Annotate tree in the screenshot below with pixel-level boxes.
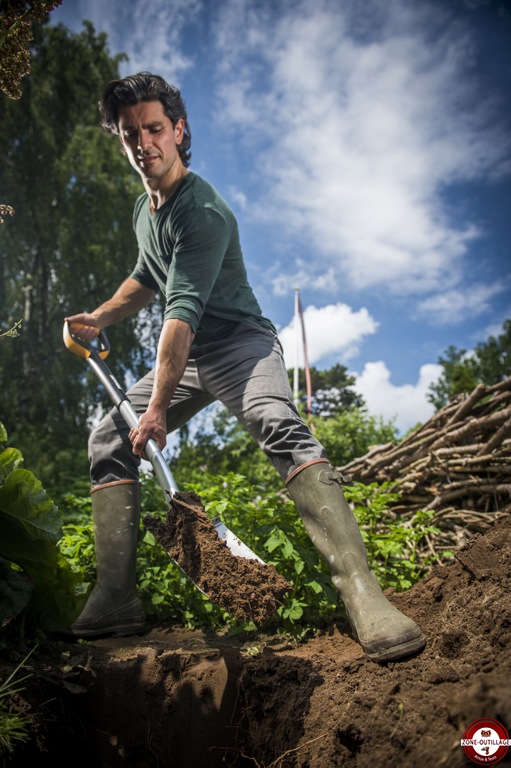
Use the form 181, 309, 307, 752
0, 21, 161, 491
290, 363, 364, 417
427, 345, 478, 411
311, 408, 397, 469
428, 319, 511, 410
1, 2, 62, 224
0, 1, 62, 99
475, 319, 511, 385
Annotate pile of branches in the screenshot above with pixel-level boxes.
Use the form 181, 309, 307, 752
340, 377, 511, 554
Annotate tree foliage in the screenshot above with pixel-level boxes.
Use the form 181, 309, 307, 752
311, 408, 397, 468
0, 21, 162, 490
428, 319, 511, 410
290, 363, 364, 416
0, 1, 62, 99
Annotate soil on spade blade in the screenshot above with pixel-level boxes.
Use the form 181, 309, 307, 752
143, 490, 292, 624
4, 515, 511, 768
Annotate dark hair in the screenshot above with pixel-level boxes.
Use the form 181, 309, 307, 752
99, 72, 192, 167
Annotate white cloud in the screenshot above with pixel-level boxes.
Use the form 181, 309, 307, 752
278, 302, 378, 368
271, 266, 340, 297
354, 361, 442, 433
417, 282, 506, 325
227, 186, 248, 211
64, 0, 202, 83
127, 0, 203, 80
212, 0, 510, 295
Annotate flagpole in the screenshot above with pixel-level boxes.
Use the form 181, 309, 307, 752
293, 287, 300, 406
293, 288, 315, 430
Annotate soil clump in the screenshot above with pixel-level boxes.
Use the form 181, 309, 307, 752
143, 490, 292, 624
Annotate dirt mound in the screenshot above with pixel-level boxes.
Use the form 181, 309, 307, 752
4, 515, 511, 767
236, 513, 511, 767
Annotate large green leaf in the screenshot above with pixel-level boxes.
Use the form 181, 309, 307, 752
0, 426, 81, 632
0, 447, 25, 484
0, 557, 33, 629
0, 468, 61, 542
0, 514, 82, 632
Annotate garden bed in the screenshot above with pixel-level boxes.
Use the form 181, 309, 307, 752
3, 514, 511, 767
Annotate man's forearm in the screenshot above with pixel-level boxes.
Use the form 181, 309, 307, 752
130, 318, 194, 454
150, 319, 195, 411
65, 278, 156, 344
91, 278, 156, 327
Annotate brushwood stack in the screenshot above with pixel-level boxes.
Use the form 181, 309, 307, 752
339, 377, 511, 555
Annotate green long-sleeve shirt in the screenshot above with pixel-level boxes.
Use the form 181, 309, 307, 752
130, 172, 275, 346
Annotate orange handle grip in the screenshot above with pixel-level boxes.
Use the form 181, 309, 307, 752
63, 321, 110, 360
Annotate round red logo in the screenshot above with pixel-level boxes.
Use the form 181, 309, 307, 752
461, 719, 510, 765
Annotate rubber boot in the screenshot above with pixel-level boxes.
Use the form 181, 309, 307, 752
68, 480, 145, 638
286, 460, 426, 662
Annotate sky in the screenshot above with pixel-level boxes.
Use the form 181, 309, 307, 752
50, 0, 511, 433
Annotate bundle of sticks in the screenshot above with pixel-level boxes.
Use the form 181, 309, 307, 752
339, 378, 511, 556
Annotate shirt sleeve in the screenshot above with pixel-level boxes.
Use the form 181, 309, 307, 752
129, 195, 160, 292
163, 203, 231, 331
130, 252, 160, 292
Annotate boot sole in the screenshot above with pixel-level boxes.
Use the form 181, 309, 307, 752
56, 621, 146, 640
362, 632, 426, 662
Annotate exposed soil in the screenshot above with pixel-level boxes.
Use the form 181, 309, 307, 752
3, 514, 511, 768
143, 490, 292, 624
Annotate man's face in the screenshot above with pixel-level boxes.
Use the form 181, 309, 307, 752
117, 100, 185, 183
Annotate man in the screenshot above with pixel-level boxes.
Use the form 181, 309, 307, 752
66, 72, 425, 662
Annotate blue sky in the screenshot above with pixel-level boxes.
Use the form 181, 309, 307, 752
50, 0, 511, 432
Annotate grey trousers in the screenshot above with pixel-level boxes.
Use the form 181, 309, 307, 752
89, 322, 326, 487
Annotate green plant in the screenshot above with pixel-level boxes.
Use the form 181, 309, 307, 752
58, 472, 441, 639
348, 482, 442, 591
58, 486, 228, 632
58, 520, 96, 585
0, 646, 37, 758
0, 422, 82, 635
389, 701, 404, 739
